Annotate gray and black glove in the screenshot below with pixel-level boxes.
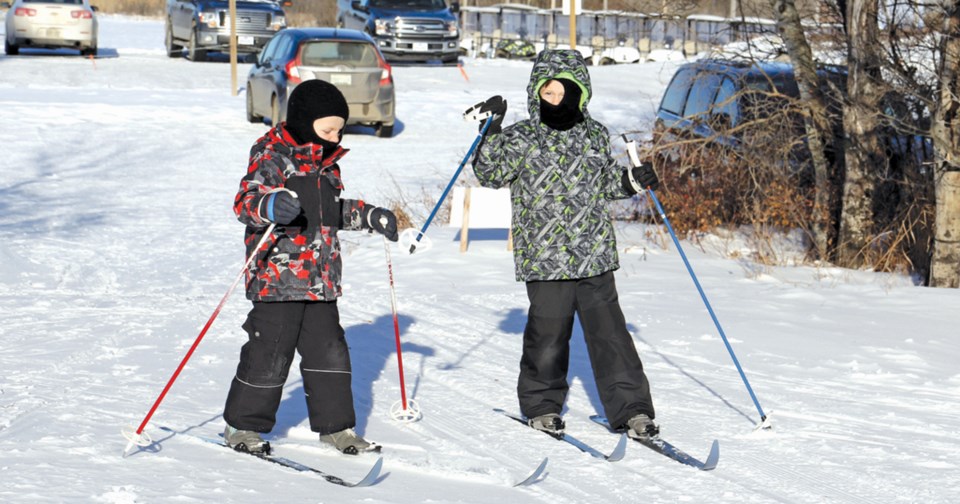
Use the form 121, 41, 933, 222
362, 206, 399, 242
464, 95, 507, 134
259, 190, 301, 225
622, 162, 660, 195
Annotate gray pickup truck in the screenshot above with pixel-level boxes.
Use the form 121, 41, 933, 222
336, 0, 460, 64
165, 0, 287, 62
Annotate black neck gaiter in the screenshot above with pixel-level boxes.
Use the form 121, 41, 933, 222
539, 78, 584, 131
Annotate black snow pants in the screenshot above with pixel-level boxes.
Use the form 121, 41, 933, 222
518, 271, 654, 429
223, 300, 355, 435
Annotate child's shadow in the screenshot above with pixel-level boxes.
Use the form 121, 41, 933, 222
272, 313, 434, 438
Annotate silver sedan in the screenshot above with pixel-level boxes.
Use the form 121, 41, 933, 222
3, 0, 98, 56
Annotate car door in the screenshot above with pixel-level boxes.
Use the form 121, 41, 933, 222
249, 34, 283, 115
342, 0, 371, 31
170, 0, 194, 41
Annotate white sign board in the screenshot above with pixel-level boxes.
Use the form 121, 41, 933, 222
562, 0, 581, 15
448, 186, 512, 228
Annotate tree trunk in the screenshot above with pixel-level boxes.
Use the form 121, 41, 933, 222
837, 0, 886, 268
930, 2, 960, 288
769, 0, 837, 261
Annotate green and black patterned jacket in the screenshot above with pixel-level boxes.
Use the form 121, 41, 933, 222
472, 49, 631, 282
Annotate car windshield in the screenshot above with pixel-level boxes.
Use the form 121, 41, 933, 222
369, 0, 447, 9
300, 41, 379, 67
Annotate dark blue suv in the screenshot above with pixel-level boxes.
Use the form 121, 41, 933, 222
336, 0, 460, 64
653, 59, 932, 178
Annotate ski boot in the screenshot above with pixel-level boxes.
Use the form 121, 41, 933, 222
223, 425, 271, 455
319, 428, 381, 455
528, 413, 565, 438
625, 413, 660, 440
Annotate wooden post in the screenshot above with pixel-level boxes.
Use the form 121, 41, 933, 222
229, 0, 238, 96
564, 0, 577, 50
459, 187, 472, 253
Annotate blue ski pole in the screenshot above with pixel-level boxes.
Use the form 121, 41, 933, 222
409, 116, 493, 254
644, 188, 769, 427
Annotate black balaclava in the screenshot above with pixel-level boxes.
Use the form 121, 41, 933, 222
539, 78, 584, 131
285, 79, 350, 155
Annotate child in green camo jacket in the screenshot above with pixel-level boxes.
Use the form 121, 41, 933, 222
467, 49, 662, 439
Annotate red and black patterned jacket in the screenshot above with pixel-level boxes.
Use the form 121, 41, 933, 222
235, 124, 369, 302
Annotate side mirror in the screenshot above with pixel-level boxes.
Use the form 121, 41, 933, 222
91, 5, 99, 11
450, 1, 460, 13
351, 0, 367, 13
1, 1, 12, 8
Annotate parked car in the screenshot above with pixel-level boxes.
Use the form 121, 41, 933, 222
337, 0, 460, 64
3, 0, 98, 56
164, 0, 287, 62
653, 58, 931, 177
246, 27, 396, 138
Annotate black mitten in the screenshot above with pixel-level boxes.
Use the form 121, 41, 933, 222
621, 162, 660, 194
464, 95, 507, 134
260, 190, 301, 225
362, 206, 399, 242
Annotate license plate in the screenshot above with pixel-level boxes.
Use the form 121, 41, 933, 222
238, 35, 255, 45
331, 74, 352, 86
412, 42, 428, 52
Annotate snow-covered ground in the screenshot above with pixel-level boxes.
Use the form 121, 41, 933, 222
2, 15, 959, 504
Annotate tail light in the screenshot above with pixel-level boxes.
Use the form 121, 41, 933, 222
375, 52, 393, 87
15, 7, 37, 16
71, 10, 93, 19
285, 54, 302, 85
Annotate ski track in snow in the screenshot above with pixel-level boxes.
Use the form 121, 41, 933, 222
1, 13, 959, 503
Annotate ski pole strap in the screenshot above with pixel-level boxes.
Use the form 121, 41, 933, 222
410, 116, 494, 253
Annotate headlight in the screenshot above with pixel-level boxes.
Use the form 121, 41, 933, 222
198, 11, 218, 28
446, 21, 458, 37
375, 18, 394, 35
271, 15, 286, 31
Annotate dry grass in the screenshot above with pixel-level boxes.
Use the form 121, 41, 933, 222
92, 0, 165, 16
90, 0, 336, 26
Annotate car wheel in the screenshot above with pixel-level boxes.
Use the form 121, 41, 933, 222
376, 123, 394, 138
5, 38, 19, 56
165, 21, 182, 58
81, 46, 97, 57
270, 95, 281, 126
246, 86, 261, 123
188, 28, 207, 62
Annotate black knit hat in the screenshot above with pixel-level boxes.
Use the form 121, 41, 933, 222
285, 79, 350, 146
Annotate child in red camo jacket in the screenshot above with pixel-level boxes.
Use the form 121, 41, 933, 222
223, 80, 397, 455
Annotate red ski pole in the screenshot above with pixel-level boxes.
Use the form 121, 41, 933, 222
122, 223, 277, 456
383, 235, 421, 422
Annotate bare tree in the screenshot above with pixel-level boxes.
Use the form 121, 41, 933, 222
930, 1, 960, 287
837, 0, 888, 267
768, 0, 837, 260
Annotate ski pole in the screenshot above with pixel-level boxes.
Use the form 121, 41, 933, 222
382, 235, 421, 422
644, 188, 769, 427
408, 115, 493, 254
122, 223, 277, 456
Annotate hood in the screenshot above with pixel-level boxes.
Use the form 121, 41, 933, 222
526, 49, 592, 121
